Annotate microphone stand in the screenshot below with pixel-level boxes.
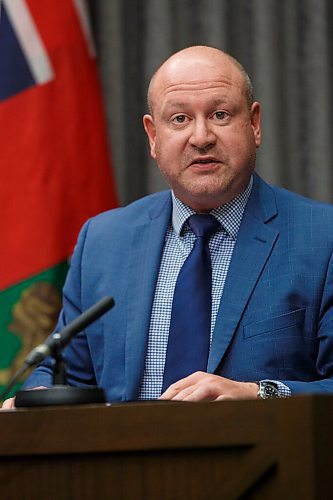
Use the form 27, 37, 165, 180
2, 297, 115, 408
52, 333, 68, 385
15, 333, 106, 407
15, 383, 106, 408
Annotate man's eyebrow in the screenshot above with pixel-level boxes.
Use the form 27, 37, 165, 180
162, 102, 187, 110
163, 98, 231, 111
207, 98, 231, 107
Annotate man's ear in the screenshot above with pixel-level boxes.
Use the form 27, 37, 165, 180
250, 102, 261, 148
143, 114, 157, 159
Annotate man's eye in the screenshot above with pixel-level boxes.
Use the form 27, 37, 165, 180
214, 111, 228, 120
173, 115, 186, 123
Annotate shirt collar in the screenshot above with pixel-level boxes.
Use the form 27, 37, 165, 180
171, 176, 253, 240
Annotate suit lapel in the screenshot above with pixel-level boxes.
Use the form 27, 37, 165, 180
207, 175, 279, 373
125, 193, 172, 400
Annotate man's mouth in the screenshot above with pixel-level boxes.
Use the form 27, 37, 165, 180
190, 157, 221, 167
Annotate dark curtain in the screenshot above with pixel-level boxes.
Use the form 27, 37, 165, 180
90, 0, 333, 206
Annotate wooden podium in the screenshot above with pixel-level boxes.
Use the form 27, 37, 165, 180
1, 395, 332, 499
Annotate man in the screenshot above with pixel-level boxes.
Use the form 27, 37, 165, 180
3, 45, 333, 408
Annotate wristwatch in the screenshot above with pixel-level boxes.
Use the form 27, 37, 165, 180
256, 381, 281, 399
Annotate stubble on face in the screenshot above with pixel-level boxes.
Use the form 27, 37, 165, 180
156, 141, 256, 212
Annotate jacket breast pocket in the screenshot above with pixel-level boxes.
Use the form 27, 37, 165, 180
243, 308, 306, 339
241, 308, 312, 379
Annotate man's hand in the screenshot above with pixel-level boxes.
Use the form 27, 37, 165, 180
1, 386, 48, 410
159, 372, 258, 401
1, 397, 16, 409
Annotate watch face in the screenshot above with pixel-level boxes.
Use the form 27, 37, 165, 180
259, 382, 280, 399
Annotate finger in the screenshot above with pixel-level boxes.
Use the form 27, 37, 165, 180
159, 371, 207, 399
1, 397, 16, 410
214, 394, 233, 401
169, 382, 222, 402
181, 384, 221, 402
159, 383, 183, 400
169, 385, 197, 401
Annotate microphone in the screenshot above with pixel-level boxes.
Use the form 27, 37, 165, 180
24, 296, 115, 366
0, 296, 115, 403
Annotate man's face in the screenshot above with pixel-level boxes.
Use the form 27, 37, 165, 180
143, 50, 261, 212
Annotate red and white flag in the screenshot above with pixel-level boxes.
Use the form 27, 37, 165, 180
0, 0, 117, 389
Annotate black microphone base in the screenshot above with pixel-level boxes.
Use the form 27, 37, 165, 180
15, 386, 106, 407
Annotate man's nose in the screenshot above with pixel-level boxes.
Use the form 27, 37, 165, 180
188, 119, 216, 149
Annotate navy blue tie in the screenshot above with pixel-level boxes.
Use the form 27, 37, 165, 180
162, 214, 220, 392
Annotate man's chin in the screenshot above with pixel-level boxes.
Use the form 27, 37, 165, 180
175, 171, 252, 209
174, 185, 230, 212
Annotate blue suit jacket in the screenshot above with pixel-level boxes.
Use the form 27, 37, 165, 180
25, 174, 333, 401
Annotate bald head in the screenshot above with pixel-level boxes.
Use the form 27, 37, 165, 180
147, 46, 254, 115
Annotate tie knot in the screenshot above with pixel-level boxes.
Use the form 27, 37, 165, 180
188, 214, 220, 239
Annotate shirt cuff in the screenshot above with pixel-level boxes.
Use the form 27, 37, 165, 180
261, 379, 291, 397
